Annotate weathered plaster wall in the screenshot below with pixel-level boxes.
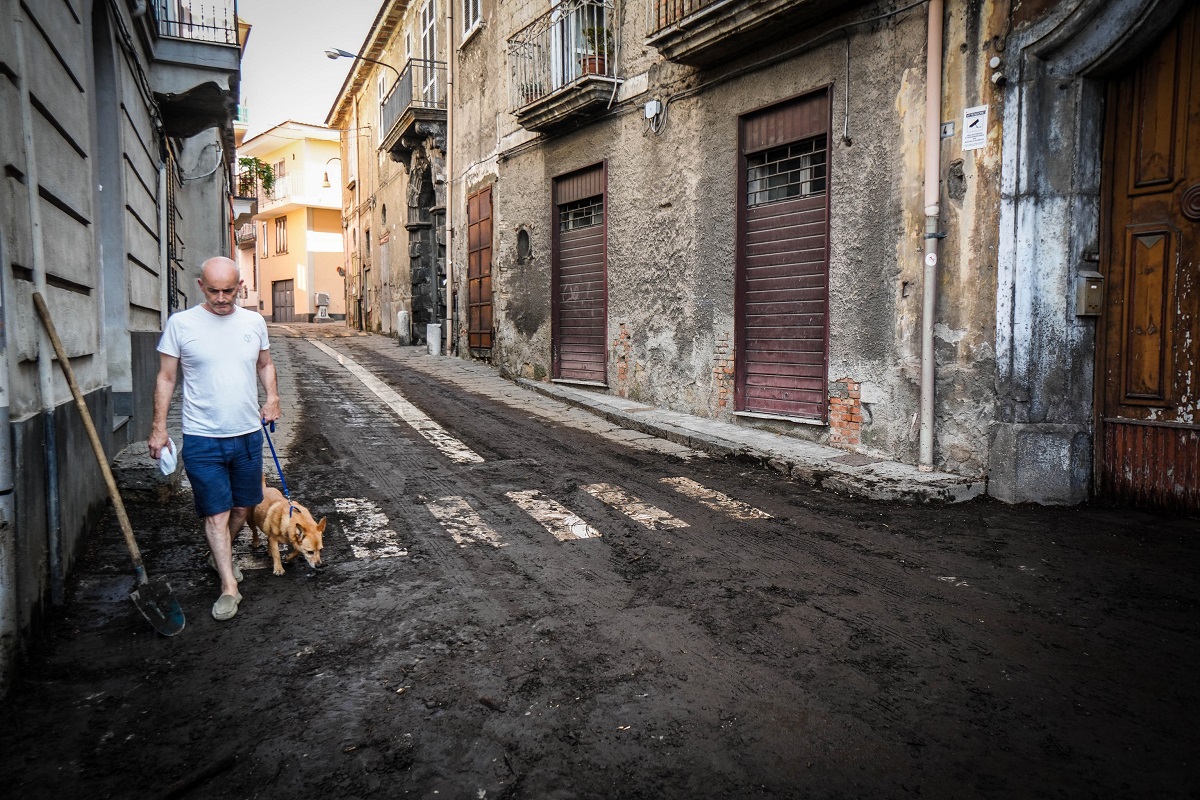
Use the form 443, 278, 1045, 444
479, 1, 1007, 477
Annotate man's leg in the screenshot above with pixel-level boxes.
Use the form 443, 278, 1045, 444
204, 509, 239, 597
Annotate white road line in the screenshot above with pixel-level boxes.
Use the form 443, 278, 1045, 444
660, 477, 773, 520
426, 496, 508, 548
506, 490, 602, 541
334, 497, 408, 559
580, 483, 689, 530
309, 339, 484, 464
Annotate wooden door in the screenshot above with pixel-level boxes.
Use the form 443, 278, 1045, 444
467, 187, 494, 353
736, 92, 831, 419
552, 164, 607, 383
271, 279, 295, 323
1098, 4, 1200, 512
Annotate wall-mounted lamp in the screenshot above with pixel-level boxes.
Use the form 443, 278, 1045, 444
322, 156, 342, 189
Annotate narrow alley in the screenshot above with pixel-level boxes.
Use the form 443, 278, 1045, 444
0, 328, 1195, 799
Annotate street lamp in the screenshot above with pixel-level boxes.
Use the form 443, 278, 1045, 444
325, 47, 401, 84
322, 156, 341, 189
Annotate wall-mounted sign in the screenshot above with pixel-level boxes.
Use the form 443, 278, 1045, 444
963, 105, 988, 150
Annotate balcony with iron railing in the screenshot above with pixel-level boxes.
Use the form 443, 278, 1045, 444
379, 58, 448, 165
254, 171, 341, 216
146, 1, 242, 138
508, 0, 620, 133
235, 221, 256, 249
645, 0, 866, 66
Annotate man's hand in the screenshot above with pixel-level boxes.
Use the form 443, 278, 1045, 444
260, 396, 281, 425
148, 427, 169, 460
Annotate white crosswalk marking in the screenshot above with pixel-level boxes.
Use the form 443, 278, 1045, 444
334, 498, 408, 559
660, 477, 772, 520
506, 490, 601, 541
580, 483, 689, 530
426, 496, 508, 548
308, 339, 484, 464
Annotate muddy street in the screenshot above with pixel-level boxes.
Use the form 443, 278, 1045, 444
1, 331, 1197, 799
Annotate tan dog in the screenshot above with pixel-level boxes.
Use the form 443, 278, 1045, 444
249, 478, 326, 575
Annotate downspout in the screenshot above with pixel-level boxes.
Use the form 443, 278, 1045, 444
444, 0, 454, 356
0, 233, 18, 697
918, 0, 944, 472
15, 12, 64, 603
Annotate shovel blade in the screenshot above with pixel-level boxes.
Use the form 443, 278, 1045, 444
130, 580, 186, 636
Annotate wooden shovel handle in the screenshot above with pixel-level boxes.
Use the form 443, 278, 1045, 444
32, 292, 146, 579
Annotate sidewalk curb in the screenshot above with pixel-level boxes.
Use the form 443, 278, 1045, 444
515, 378, 986, 505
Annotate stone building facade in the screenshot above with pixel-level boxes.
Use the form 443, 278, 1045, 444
443, 0, 1197, 513
331, 0, 1198, 514
327, 0, 450, 344
0, 0, 243, 692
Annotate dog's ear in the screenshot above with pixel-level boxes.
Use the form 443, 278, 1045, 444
317, 517, 327, 534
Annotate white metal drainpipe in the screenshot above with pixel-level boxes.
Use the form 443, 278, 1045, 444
15, 11, 64, 602
444, 2, 455, 356
919, 0, 944, 472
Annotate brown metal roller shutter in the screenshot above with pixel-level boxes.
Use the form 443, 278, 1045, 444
736, 91, 830, 420
553, 164, 607, 383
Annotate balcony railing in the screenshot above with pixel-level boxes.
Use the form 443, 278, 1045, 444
649, 0, 710, 32
234, 104, 249, 124
153, 0, 239, 45
235, 221, 256, 248
379, 58, 448, 146
509, 0, 616, 111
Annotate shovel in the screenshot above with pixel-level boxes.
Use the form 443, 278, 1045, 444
33, 292, 185, 636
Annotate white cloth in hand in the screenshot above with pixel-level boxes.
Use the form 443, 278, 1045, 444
159, 437, 177, 476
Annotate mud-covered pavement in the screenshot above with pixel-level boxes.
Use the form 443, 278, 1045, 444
2, 331, 1198, 799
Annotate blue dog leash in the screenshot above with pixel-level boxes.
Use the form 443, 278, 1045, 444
262, 420, 294, 518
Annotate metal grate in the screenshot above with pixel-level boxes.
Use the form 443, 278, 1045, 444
559, 196, 604, 231
746, 135, 827, 208
509, 0, 616, 110
153, 1, 239, 45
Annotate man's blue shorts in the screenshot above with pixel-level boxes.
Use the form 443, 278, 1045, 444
182, 431, 264, 517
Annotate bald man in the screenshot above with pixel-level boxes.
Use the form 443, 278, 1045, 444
149, 257, 281, 621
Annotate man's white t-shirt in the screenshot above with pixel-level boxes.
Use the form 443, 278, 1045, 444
157, 305, 269, 437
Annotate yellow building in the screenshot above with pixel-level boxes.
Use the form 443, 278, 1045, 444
238, 121, 346, 321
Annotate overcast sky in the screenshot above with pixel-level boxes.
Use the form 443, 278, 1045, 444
238, 0, 382, 137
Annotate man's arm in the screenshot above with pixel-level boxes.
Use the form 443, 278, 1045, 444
148, 353, 178, 458
257, 348, 281, 424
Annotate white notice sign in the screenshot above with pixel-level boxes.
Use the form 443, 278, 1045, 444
962, 105, 989, 150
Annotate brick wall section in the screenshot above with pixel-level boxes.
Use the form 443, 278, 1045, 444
614, 323, 632, 397
828, 377, 862, 449
713, 334, 734, 410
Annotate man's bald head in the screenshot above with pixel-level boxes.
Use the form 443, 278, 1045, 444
198, 257, 242, 316
200, 256, 239, 284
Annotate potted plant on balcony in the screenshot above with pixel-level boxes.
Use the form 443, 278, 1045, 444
580, 25, 613, 76
236, 156, 274, 197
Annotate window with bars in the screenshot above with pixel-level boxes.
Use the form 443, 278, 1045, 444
260, 222, 268, 258
559, 196, 604, 231
463, 0, 480, 33
275, 216, 288, 254
746, 135, 827, 207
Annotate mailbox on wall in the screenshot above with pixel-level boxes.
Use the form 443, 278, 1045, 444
1075, 271, 1104, 316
